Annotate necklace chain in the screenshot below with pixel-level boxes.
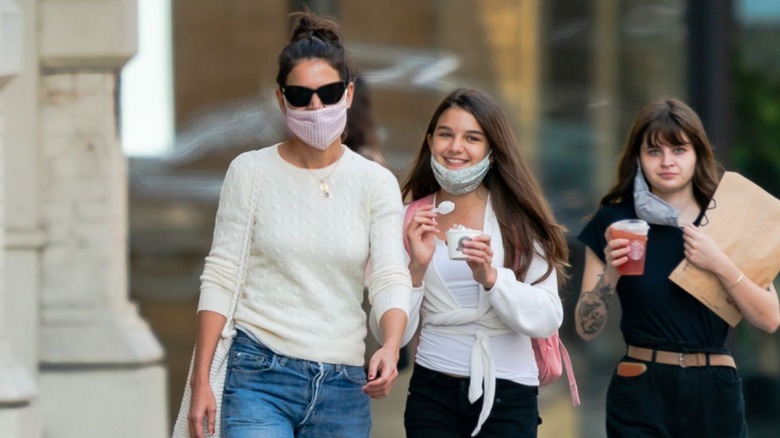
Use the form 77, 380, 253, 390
293, 149, 342, 198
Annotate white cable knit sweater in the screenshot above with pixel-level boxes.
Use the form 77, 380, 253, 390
198, 144, 411, 366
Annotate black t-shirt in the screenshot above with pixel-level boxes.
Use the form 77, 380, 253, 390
578, 199, 730, 353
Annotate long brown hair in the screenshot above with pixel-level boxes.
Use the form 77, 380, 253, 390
401, 89, 569, 284
601, 98, 721, 208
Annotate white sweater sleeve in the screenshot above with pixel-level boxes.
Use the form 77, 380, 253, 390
484, 245, 563, 338
366, 168, 412, 344
197, 152, 256, 317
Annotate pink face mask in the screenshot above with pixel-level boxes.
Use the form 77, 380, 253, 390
284, 94, 348, 150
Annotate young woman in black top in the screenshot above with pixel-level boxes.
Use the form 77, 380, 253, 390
575, 98, 779, 437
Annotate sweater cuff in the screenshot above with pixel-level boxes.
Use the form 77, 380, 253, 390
197, 287, 234, 317
483, 267, 515, 294
372, 287, 411, 320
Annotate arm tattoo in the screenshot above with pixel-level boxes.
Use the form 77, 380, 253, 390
577, 273, 616, 337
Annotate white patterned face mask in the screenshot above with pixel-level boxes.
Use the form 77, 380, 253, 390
284, 93, 347, 150
633, 161, 681, 227
430, 151, 492, 195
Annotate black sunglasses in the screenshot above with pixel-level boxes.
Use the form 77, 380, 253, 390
282, 81, 347, 107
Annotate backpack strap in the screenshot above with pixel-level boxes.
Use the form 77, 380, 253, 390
403, 194, 436, 254
558, 339, 580, 406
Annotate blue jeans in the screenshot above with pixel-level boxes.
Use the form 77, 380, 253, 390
221, 331, 371, 438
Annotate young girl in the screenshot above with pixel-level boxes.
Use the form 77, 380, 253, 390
575, 98, 779, 437
399, 88, 568, 437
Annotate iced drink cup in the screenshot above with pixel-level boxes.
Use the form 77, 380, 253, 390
445, 228, 484, 260
609, 219, 649, 275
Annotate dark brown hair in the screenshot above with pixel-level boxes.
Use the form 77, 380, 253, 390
601, 98, 721, 208
276, 12, 354, 88
344, 76, 385, 164
401, 89, 569, 284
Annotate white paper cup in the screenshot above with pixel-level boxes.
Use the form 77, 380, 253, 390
445, 229, 484, 260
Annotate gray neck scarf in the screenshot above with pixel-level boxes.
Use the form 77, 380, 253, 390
633, 163, 681, 228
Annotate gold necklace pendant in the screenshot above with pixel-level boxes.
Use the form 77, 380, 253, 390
289, 144, 342, 198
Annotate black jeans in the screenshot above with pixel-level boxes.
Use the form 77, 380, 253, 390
404, 363, 539, 438
607, 357, 747, 438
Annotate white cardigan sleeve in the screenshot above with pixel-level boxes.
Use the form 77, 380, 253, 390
484, 243, 563, 339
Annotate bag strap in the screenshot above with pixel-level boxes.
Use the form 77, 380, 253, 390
403, 194, 436, 254
557, 340, 580, 406
221, 152, 263, 336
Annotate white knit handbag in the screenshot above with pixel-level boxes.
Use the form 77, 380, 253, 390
172, 153, 261, 438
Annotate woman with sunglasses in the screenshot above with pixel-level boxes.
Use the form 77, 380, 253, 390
185, 11, 411, 438
398, 88, 569, 437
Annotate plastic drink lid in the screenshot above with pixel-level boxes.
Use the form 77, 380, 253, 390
612, 219, 649, 234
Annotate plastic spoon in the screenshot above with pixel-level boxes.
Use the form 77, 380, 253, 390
432, 200, 455, 215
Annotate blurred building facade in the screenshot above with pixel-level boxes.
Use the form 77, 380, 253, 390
1, 1, 779, 437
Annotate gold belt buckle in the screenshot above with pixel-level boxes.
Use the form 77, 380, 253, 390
679, 353, 687, 368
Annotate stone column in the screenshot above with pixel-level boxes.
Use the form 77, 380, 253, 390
0, 1, 39, 437
37, 1, 167, 436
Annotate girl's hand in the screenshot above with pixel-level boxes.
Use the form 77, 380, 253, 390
463, 234, 497, 289
405, 204, 438, 284
683, 225, 729, 273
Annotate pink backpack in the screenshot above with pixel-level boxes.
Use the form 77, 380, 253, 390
403, 195, 580, 406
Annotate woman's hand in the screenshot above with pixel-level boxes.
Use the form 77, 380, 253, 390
463, 234, 497, 289
405, 204, 439, 285
363, 344, 400, 399
683, 225, 780, 333
603, 227, 630, 282
682, 225, 729, 272
188, 380, 217, 438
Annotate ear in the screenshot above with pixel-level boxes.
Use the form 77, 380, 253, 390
345, 81, 355, 109
275, 88, 287, 115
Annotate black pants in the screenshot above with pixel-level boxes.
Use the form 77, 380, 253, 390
404, 363, 539, 438
607, 357, 748, 438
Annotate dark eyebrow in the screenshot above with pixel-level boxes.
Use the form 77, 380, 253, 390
435, 125, 485, 136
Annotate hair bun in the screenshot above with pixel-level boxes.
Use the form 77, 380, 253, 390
289, 12, 343, 47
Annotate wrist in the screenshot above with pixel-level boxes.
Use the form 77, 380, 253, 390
602, 266, 620, 284
409, 261, 427, 286
381, 332, 403, 351
190, 374, 209, 386
727, 272, 745, 290
482, 268, 498, 290
381, 339, 402, 351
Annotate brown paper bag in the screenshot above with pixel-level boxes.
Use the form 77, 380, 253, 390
669, 172, 780, 327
